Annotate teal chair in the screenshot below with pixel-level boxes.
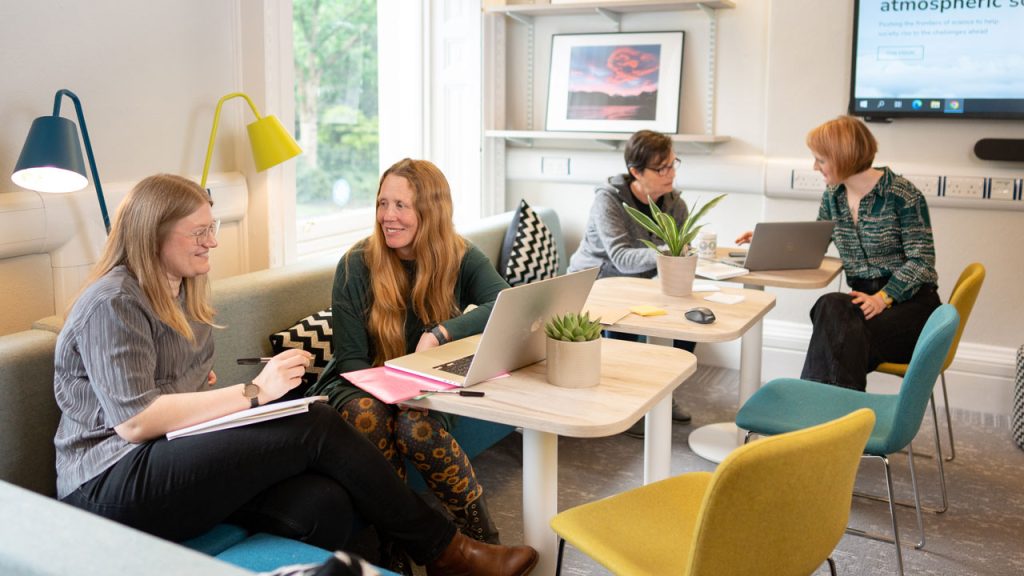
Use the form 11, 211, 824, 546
736, 304, 959, 576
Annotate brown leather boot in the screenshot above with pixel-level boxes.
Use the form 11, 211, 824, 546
426, 531, 538, 576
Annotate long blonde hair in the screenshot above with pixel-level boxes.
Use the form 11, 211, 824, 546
362, 158, 466, 364
79, 173, 215, 342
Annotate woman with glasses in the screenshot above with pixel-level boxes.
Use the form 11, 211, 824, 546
567, 129, 696, 433
53, 173, 537, 576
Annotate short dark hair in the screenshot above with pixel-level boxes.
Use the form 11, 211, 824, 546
624, 130, 672, 181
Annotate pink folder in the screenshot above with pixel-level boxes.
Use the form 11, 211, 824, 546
343, 366, 458, 404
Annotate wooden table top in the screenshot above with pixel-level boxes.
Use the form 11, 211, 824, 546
584, 276, 777, 343
715, 247, 843, 289
401, 338, 695, 438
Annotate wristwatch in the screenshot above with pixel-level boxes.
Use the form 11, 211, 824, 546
428, 324, 449, 346
243, 382, 260, 408
878, 290, 894, 308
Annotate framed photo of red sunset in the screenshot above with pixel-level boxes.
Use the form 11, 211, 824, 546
545, 31, 685, 134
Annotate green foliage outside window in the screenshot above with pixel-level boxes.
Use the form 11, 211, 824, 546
293, 0, 379, 218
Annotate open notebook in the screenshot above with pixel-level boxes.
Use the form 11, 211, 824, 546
166, 396, 328, 440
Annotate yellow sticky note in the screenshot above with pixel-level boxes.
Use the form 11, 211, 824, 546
630, 305, 667, 317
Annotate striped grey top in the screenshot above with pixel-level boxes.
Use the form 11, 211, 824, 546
818, 166, 938, 302
53, 266, 213, 498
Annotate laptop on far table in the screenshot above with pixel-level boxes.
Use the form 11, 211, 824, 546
384, 267, 600, 387
727, 221, 835, 271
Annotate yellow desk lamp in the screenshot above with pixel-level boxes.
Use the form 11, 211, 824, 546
200, 92, 302, 189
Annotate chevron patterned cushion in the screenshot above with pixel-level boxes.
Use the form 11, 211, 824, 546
269, 309, 332, 384
498, 199, 559, 286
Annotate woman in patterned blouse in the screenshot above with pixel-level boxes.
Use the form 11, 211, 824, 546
739, 116, 940, 391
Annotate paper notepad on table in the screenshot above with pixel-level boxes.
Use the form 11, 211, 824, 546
696, 260, 749, 281
167, 396, 329, 440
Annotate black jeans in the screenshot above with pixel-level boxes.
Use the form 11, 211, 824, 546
62, 404, 455, 563
801, 279, 940, 391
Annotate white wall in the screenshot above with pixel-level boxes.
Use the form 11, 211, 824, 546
501, 0, 1024, 414
0, 0, 282, 334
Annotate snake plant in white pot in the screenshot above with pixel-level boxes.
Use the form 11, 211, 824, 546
544, 311, 602, 388
623, 193, 726, 296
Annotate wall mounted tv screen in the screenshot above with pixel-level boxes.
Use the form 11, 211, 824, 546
850, 0, 1024, 120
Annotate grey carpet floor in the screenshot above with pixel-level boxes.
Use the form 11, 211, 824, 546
471, 365, 1024, 576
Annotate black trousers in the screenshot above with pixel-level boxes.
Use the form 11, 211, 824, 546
801, 279, 940, 391
62, 404, 455, 563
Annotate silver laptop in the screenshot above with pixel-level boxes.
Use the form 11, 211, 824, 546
385, 267, 600, 387
729, 221, 835, 271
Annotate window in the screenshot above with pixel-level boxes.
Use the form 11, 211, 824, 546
293, 0, 378, 257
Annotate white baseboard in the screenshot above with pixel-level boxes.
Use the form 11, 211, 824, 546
693, 320, 1018, 416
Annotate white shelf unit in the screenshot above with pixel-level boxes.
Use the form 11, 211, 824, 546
482, 1, 735, 211
485, 129, 730, 148
484, 0, 735, 141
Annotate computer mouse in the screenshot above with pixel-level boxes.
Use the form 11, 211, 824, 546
685, 307, 716, 324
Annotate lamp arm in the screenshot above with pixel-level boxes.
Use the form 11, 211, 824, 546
200, 92, 266, 188
54, 89, 110, 233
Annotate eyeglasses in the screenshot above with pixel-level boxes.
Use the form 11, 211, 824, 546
182, 220, 221, 246
645, 157, 681, 177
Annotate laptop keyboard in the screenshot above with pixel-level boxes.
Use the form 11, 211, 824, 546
434, 355, 474, 376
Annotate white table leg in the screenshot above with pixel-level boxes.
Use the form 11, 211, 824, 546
644, 395, 672, 484
644, 336, 674, 484
688, 284, 765, 463
522, 428, 558, 576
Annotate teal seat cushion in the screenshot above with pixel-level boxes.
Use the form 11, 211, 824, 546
215, 532, 332, 571
216, 533, 402, 575
736, 379, 902, 455
179, 523, 249, 556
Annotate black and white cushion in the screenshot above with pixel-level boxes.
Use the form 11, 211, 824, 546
269, 309, 333, 384
1013, 344, 1024, 451
498, 199, 559, 286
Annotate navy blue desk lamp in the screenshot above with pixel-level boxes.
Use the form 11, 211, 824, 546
11, 89, 110, 233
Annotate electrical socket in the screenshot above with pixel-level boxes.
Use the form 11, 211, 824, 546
905, 174, 941, 197
792, 169, 826, 190
990, 178, 1014, 201
945, 176, 985, 199
540, 156, 570, 176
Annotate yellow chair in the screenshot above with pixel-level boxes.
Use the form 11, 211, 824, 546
550, 409, 875, 576
875, 262, 985, 512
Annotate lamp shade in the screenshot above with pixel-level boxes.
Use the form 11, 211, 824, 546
11, 115, 89, 193
246, 114, 302, 172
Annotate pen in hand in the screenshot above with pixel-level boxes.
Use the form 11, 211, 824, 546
419, 389, 485, 397
237, 357, 273, 365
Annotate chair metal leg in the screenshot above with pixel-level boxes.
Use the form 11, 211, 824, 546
555, 537, 565, 576
827, 556, 838, 576
858, 394, 948, 515
939, 372, 956, 462
906, 444, 926, 549
928, 395, 950, 513
846, 455, 905, 576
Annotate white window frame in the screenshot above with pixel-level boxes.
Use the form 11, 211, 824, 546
254, 0, 480, 264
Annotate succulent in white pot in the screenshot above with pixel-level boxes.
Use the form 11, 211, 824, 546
544, 311, 602, 388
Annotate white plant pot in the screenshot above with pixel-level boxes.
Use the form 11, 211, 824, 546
656, 253, 698, 297
545, 337, 601, 388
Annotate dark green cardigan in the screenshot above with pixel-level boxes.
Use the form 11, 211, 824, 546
307, 241, 509, 428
